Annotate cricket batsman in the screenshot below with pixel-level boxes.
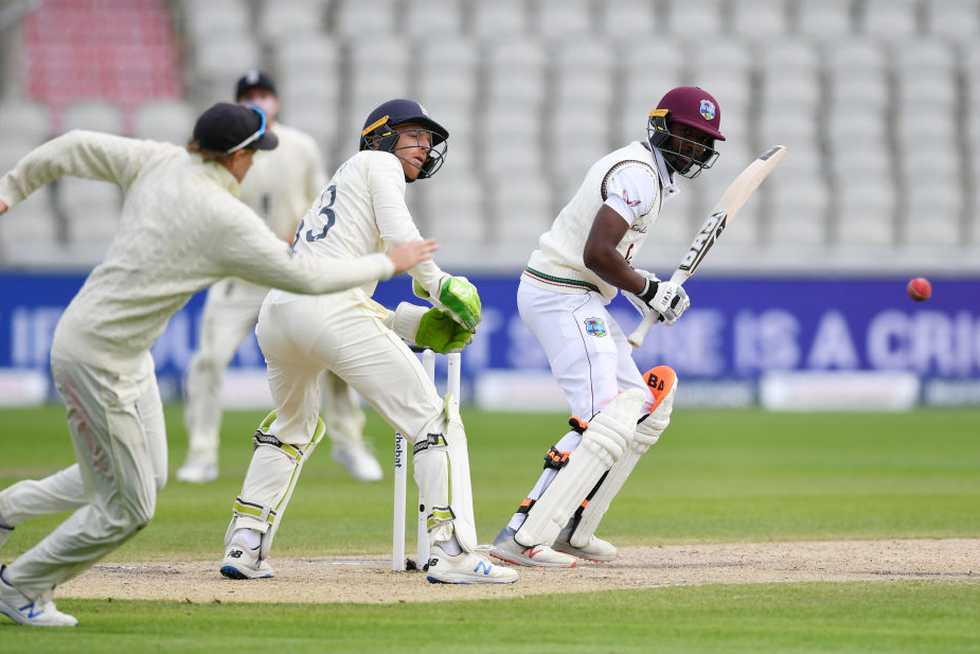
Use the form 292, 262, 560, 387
0, 103, 433, 627
490, 87, 724, 567
179, 71, 384, 484
219, 99, 517, 585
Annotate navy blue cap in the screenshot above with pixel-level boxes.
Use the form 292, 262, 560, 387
236, 70, 277, 100
193, 103, 278, 153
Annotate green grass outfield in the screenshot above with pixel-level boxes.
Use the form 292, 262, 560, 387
1, 406, 979, 651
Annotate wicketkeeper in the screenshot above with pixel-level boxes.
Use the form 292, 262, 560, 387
219, 99, 517, 585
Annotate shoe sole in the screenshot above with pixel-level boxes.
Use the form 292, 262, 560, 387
426, 574, 518, 585
489, 548, 576, 569
0, 601, 76, 627
553, 550, 616, 563
219, 565, 273, 580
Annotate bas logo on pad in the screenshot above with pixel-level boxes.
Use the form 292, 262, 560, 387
699, 99, 716, 121
584, 317, 607, 337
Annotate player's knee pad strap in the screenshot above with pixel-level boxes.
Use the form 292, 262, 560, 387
412, 396, 478, 552
515, 389, 645, 548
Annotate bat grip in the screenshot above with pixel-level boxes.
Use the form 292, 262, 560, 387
627, 312, 656, 348
627, 272, 686, 349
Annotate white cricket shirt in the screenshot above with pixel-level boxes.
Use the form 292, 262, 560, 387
524, 141, 677, 302
0, 130, 394, 372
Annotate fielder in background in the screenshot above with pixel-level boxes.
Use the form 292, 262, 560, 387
491, 87, 724, 568
179, 71, 384, 485
220, 99, 517, 585
0, 104, 433, 627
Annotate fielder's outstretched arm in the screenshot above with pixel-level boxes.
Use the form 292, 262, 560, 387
210, 198, 434, 296
0, 130, 160, 205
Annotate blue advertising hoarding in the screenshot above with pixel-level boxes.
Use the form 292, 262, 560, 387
1, 272, 978, 404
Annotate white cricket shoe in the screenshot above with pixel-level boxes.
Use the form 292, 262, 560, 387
219, 539, 274, 580
176, 458, 218, 484
0, 566, 77, 627
554, 529, 618, 563
425, 544, 519, 584
489, 527, 577, 568
331, 442, 383, 482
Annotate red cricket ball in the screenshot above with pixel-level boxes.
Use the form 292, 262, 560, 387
907, 277, 932, 302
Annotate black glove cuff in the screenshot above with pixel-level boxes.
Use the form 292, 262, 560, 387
638, 279, 660, 304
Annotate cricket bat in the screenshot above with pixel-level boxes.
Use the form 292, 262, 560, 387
627, 145, 787, 348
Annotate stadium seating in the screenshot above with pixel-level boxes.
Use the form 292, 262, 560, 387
133, 99, 195, 144
1, 0, 978, 269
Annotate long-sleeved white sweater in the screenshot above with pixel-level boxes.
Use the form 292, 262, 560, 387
0, 130, 394, 371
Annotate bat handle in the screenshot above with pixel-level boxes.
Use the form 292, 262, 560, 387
627, 311, 656, 348
627, 272, 686, 348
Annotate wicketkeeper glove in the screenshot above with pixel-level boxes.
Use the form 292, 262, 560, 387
391, 302, 473, 353
412, 275, 482, 332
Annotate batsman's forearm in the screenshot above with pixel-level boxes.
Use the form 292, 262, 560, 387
584, 247, 646, 295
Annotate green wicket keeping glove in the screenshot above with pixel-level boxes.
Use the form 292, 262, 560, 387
415, 308, 473, 353
412, 275, 482, 331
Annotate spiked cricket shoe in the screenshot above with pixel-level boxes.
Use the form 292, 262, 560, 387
554, 528, 618, 562
426, 544, 518, 584
489, 527, 577, 568
0, 567, 77, 627
219, 539, 274, 580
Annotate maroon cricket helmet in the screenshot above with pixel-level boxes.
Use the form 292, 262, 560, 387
655, 86, 726, 141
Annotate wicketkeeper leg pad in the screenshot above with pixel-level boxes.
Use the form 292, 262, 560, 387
412, 393, 478, 552
514, 388, 645, 548
569, 366, 677, 549
225, 410, 325, 559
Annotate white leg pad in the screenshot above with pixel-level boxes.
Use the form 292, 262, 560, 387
569, 381, 676, 548
515, 389, 645, 548
413, 393, 478, 552
225, 410, 325, 559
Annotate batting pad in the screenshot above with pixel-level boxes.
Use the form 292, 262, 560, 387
413, 392, 479, 552
570, 367, 677, 549
515, 389, 645, 548
225, 410, 326, 559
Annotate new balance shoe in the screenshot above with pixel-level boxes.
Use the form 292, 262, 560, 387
489, 526, 577, 568
426, 544, 518, 584
0, 566, 77, 627
219, 539, 273, 580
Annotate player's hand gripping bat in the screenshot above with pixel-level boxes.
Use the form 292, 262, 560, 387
627, 145, 787, 348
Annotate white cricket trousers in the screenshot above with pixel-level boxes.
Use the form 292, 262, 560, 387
517, 279, 652, 418
256, 294, 442, 447
0, 351, 166, 599
229, 293, 443, 536
184, 278, 369, 462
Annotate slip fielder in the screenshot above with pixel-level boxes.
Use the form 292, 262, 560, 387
490, 87, 725, 567
0, 103, 432, 627
219, 99, 517, 585
179, 71, 383, 484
